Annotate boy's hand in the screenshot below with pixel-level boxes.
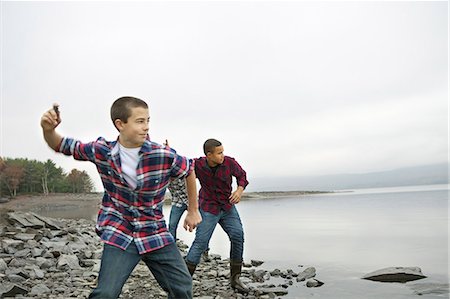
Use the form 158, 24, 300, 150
229, 187, 244, 204
183, 209, 202, 232
41, 104, 61, 131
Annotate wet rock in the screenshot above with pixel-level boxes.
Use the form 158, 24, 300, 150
362, 267, 427, 283
297, 266, 316, 282
306, 278, 324, 288
251, 259, 264, 267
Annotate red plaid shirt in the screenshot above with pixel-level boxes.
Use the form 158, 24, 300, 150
57, 136, 193, 254
195, 156, 249, 215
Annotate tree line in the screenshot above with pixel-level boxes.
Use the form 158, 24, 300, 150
0, 157, 94, 198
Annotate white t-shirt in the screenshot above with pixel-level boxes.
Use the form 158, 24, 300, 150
118, 143, 140, 189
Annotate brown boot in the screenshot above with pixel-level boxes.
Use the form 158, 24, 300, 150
186, 261, 197, 276
230, 260, 250, 293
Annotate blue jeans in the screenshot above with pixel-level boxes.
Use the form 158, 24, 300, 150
168, 204, 187, 240
186, 206, 244, 265
89, 242, 192, 299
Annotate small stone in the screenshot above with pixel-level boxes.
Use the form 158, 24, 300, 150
306, 278, 324, 288
30, 283, 51, 295
251, 260, 264, 267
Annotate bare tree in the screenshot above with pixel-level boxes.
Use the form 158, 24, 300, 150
3, 163, 25, 197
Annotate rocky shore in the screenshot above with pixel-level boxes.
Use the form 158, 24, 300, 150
0, 210, 323, 298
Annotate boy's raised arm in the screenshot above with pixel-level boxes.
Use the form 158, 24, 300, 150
40, 104, 63, 151
183, 171, 202, 232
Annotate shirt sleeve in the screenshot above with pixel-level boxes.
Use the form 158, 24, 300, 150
56, 137, 96, 162
231, 158, 249, 189
170, 153, 194, 179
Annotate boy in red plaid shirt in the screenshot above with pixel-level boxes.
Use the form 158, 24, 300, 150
40, 96, 201, 298
185, 138, 250, 293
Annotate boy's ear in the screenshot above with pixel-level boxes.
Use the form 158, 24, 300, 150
114, 119, 124, 131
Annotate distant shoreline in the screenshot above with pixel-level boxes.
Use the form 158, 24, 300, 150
241, 190, 335, 200
0, 190, 337, 213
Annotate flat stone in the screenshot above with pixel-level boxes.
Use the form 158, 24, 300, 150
13, 233, 36, 241
0, 283, 29, 297
31, 213, 62, 230
30, 283, 51, 295
362, 267, 427, 283
258, 287, 289, 296
0, 259, 7, 271
306, 278, 324, 288
297, 267, 316, 281
6, 212, 45, 228
57, 254, 81, 270
251, 259, 264, 267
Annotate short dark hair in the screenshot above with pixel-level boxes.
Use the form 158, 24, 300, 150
203, 138, 222, 155
111, 96, 148, 130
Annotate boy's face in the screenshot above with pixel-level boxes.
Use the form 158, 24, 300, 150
116, 107, 150, 148
206, 145, 225, 166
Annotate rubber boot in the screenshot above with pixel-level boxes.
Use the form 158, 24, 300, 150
201, 248, 210, 262
230, 260, 250, 293
185, 261, 197, 276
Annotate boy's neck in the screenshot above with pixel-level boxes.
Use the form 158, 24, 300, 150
118, 137, 142, 149
206, 158, 218, 168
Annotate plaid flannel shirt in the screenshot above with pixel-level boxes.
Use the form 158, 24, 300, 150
57, 136, 193, 254
195, 156, 249, 215
168, 177, 188, 208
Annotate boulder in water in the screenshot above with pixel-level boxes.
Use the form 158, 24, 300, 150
362, 267, 426, 283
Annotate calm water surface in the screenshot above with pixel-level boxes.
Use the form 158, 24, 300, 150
173, 184, 449, 298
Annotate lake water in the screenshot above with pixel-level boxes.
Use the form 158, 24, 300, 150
173, 184, 449, 298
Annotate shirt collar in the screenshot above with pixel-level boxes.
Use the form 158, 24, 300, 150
111, 135, 152, 155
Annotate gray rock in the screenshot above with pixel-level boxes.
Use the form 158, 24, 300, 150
30, 283, 51, 295
0, 283, 28, 297
30, 247, 44, 257
13, 248, 30, 258
32, 268, 45, 279
0, 259, 7, 272
306, 278, 324, 288
31, 213, 62, 230
7, 212, 45, 228
13, 233, 36, 241
57, 254, 81, 270
1, 238, 24, 252
362, 267, 427, 283
7, 273, 26, 283
258, 287, 289, 295
251, 259, 264, 267
297, 266, 316, 281
270, 269, 281, 276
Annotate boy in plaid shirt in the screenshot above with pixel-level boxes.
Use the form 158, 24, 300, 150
40, 96, 201, 299
185, 138, 250, 293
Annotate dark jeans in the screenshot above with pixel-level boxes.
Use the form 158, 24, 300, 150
89, 242, 192, 299
185, 206, 244, 265
168, 203, 188, 240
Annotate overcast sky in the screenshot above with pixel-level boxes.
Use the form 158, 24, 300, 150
1, 1, 448, 192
